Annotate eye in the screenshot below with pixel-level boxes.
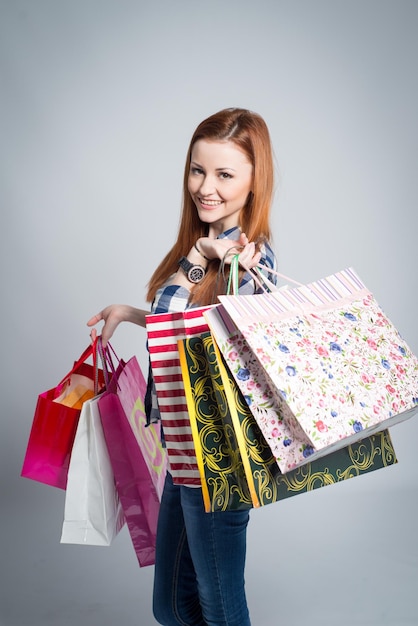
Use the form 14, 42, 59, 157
190, 166, 204, 175
219, 172, 233, 179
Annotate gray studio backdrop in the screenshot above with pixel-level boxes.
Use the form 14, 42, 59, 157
1, 2, 417, 625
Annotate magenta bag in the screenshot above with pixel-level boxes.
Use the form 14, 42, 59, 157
97, 353, 167, 567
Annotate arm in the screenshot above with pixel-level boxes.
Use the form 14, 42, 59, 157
196, 232, 261, 269
87, 304, 149, 347
88, 234, 262, 343
166, 232, 261, 290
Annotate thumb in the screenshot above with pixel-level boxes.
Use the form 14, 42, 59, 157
87, 312, 102, 327
89, 328, 98, 345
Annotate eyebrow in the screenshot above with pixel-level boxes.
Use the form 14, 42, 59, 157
190, 160, 237, 172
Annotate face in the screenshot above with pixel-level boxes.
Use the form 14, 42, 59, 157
188, 139, 253, 237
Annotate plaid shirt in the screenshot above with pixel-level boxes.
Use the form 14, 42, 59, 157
145, 227, 277, 426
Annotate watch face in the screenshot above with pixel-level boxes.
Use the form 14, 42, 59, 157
179, 256, 205, 283
188, 266, 205, 283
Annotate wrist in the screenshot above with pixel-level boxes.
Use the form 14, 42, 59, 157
186, 243, 209, 269
194, 240, 210, 261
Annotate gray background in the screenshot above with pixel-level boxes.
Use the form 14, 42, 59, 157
1, 1, 417, 625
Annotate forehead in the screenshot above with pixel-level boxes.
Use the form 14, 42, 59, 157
190, 139, 251, 168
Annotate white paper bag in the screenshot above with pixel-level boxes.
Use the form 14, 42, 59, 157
61, 396, 125, 546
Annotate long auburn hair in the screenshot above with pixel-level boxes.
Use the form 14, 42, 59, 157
146, 107, 275, 305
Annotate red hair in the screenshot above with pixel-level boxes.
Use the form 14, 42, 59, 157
146, 108, 275, 305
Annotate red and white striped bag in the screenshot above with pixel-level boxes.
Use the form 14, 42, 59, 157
145, 306, 212, 485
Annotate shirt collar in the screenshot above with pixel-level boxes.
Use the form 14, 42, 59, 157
216, 226, 241, 240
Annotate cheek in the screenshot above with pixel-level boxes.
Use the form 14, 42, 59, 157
187, 176, 197, 196
234, 182, 252, 201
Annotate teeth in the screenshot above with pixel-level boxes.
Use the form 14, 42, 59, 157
200, 198, 222, 206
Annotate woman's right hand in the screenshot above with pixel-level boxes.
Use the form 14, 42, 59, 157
197, 232, 261, 269
87, 304, 148, 347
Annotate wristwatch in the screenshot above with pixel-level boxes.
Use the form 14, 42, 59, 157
178, 256, 206, 283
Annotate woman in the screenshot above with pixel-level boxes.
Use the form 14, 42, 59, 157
88, 108, 277, 626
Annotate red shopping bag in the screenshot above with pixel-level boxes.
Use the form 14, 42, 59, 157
98, 354, 167, 567
21, 344, 105, 489
146, 306, 212, 485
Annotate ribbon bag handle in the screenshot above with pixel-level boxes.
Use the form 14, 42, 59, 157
244, 264, 305, 294
224, 252, 278, 296
96, 337, 121, 391
255, 264, 304, 288
225, 254, 279, 295
218, 247, 304, 296
226, 254, 240, 295
57, 342, 96, 387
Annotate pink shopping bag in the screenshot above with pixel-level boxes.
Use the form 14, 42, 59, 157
98, 355, 167, 566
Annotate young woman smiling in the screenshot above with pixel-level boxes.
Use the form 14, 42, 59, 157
88, 108, 277, 626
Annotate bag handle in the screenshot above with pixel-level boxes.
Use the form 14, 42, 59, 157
223, 253, 284, 296
96, 337, 121, 390
57, 337, 120, 394
57, 342, 97, 387
244, 263, 305, 294
211, 245, 243, 301
226, 254, 240, 295
219, 247, 304, 296
255, 264, 304, 288
222, 251, 268, 296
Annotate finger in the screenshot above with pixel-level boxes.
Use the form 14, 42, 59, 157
100, 329, 112, 348
250, 250, 262, 268
87, 312, 103, 327
222, 245, 242, 263
100, 318, 119, 347
238, 242, 255, 261
238, 243, 260, 269
89, 328, 97, 345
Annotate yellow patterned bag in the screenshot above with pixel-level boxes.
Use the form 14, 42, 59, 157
178, 332, 398, 512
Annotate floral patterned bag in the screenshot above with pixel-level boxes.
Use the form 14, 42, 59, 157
207, 267, 418, 472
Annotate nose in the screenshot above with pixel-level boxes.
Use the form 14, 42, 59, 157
198, 174, 216, 196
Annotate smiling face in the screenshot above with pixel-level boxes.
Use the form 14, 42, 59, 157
187, 139, 253, 237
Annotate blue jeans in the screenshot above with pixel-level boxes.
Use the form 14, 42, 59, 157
153, 472, 251, 626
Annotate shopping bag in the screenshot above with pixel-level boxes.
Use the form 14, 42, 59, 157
214, 267, 418, 469
202, 258, 304, 475
146, 306, 212, 485
205, 305, 318, 473
98, 354, 167, 567
60, 395, 125, 546
179, 332, 398, 512
21, 344, 105, 489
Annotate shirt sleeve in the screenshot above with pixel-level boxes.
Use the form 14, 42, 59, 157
152, 283, 190, 314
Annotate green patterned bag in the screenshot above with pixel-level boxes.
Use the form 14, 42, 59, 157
178, 332, 398, 512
